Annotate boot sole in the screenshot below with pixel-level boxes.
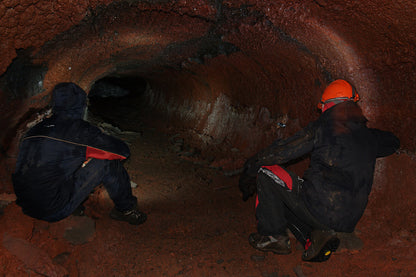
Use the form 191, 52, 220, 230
110, 210, 147, 225
303, 237, 340, 262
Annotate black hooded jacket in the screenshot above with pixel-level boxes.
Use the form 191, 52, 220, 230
242, 101, 399, 232
12, 83, 130, 220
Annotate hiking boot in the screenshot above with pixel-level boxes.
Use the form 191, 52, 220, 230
302, 229, 340, 262
248, 233, 291, 254
110, 207, 147, 225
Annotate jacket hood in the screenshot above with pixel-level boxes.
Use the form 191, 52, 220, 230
52, 82, 87, 119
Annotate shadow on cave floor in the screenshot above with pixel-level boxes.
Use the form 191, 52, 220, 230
0, 86, 415, 276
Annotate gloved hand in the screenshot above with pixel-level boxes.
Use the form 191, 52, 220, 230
243, 153, 260, 176
239, 171, 257, 201
238, 153, 261, 201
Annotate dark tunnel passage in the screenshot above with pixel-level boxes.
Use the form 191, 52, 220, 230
88, 76, 149, 131
86, 75, 249, 174
0, 1, 416, 275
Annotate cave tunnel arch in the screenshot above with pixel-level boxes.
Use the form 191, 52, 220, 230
9, 2, 340, 158
0, 1, 416, 275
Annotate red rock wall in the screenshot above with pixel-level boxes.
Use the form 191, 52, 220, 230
0, 0, 415, 217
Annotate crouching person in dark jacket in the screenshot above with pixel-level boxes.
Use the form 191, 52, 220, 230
239, 80, 399, 262
12, 82, 147, 225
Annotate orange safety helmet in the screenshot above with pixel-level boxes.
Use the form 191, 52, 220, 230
318, 79, 360, 110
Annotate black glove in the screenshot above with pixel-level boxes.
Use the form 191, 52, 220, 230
239, 171, 257, 201
238, 153, 261, 201
243, 154, 260, 176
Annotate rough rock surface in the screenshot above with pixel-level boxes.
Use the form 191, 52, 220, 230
0, 1, 415, 275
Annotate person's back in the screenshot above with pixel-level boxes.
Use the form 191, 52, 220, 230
13, 83, 91, 218
240, 79, 399, 262
13, 82, 145, 224
302, 100, 399, 232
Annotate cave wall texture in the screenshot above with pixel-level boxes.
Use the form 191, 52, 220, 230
0, 0, 415, 222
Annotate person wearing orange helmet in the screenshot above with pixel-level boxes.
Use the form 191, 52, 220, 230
318, 79, 360, 111
239, 79, 399, 262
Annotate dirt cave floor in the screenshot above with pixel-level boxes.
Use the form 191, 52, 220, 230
1, 100, 415, 276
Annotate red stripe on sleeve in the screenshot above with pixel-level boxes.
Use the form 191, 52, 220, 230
261, 165, 293, 190
86, 146, 126, 160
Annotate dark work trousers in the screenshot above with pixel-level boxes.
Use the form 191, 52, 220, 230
43, 159, 137, 222
256, 169, 329, 246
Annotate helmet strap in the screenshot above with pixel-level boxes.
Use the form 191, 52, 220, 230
322, 99, 349, 112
